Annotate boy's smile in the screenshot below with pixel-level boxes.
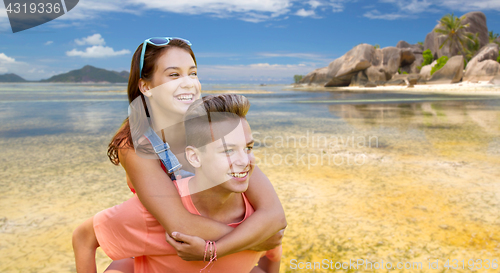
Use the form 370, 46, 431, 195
188, 117, 255, 195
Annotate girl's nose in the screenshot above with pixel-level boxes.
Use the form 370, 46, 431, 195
180, 75, 195, 89
232, 149, 250, 167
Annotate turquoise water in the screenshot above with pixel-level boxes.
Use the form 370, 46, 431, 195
1, 83, 500, 272
1, 82, 499, 138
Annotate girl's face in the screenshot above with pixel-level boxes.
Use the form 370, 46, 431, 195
142, 47, 202, 117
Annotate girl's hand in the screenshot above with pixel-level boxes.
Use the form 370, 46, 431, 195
165, 232, 207, 261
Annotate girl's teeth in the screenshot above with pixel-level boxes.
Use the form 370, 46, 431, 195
177, 95, 193, 101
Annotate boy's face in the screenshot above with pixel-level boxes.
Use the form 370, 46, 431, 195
197, 118, 255, 193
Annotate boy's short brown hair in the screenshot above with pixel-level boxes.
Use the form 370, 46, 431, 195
184, 94, 250, 149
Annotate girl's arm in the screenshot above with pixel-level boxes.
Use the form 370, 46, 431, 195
119, 148, 286, 258
120, 147, 232, 239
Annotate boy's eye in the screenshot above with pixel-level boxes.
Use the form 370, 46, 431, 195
169, 73, 179, 77
190, 71, 197, 76
224, 149, 233, 154
245, 146, 253, 152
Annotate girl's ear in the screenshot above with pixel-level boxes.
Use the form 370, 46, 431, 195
185, 146, 201, 168
138, 78, 153, 97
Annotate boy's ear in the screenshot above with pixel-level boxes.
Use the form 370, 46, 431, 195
138, 78, 152, 97
185, 146, 201, 168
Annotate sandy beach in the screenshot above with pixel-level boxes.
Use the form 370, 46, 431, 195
1, 83, 499, 272
290, 81, 500, 96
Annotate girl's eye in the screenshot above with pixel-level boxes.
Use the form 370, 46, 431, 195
169, 73, 179, 77
190, 72, 197, 76
245, 146, 253, 153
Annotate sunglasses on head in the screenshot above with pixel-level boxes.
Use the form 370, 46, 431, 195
139, 37, 192, 78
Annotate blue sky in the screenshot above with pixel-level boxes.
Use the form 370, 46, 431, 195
0, 0, 499, 83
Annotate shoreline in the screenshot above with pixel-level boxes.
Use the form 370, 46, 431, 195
288, 81, 500, 96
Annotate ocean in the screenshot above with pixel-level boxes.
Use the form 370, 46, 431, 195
1, 82, 500, 272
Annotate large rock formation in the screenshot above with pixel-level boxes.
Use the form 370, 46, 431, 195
299, 67, 329, 85
365, 47, 403, 84
324, 44, 374, 87
385, 74, 421, 86
324, 44, 413, 87
464, 43, 500, 82
397, 40, 423, 73
424, 11, 489, 59
349, 70, 369, 87
489, 74, 500, 85
419, 60, 437, 80
427, 55, 464, 84
380, 47, 404, 74
495, 36, 500, 44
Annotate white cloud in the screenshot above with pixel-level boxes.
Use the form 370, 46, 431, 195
68, 34, 129, 58
0, 54, 54, 80
308, 0, 323, 9
438, 0, 500, 11
295, 8, 316, 17
329, 1, 345, 12
403, 0, 433, 13
257, 52, 327, 60
66, 46, 130, 58
363, 10, 408, 20
0, 53, 21, 76
75, 33, 105, 46
196, 52, 241, 58
378, 0, 433, 14
128, 0, 292, 15
0, 53, 16, 63
55, 0, 293, 24
0, 7, 11, 32
44, 0, 345, 24
45, 41, 53, 45
374, 0, 500, 19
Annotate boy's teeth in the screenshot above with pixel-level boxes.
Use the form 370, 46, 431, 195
229, 172, 247, 178
177, 94, 193, 101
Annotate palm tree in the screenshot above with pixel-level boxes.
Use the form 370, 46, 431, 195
464, 33, 480, 62
434, 13, 472, 56
489, 31, 499, 43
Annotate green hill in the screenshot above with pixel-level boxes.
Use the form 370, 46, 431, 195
41, 65, 129, 83
0, 73, 28, 82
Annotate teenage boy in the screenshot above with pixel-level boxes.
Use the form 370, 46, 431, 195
73, 94, 281, 273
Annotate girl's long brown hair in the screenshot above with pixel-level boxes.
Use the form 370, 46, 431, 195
107, 39, 197, 165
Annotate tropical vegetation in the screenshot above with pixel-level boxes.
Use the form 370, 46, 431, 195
417, 49, 434, 70
431, 56, 449, 75
464, 33, 480, 62
435, 13, 472, 56
294, 75, 304, 83
489, 31, 499, 43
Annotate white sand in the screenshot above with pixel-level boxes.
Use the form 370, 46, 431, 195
289, 81, 500, 96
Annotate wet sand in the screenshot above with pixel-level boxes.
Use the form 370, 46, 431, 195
1, 87, 500, 272
252, 111, 500, 272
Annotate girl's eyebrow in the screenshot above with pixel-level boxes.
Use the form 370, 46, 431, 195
164, 66, 197, 72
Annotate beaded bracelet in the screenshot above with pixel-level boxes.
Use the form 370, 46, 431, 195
200, 240, 218, 273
